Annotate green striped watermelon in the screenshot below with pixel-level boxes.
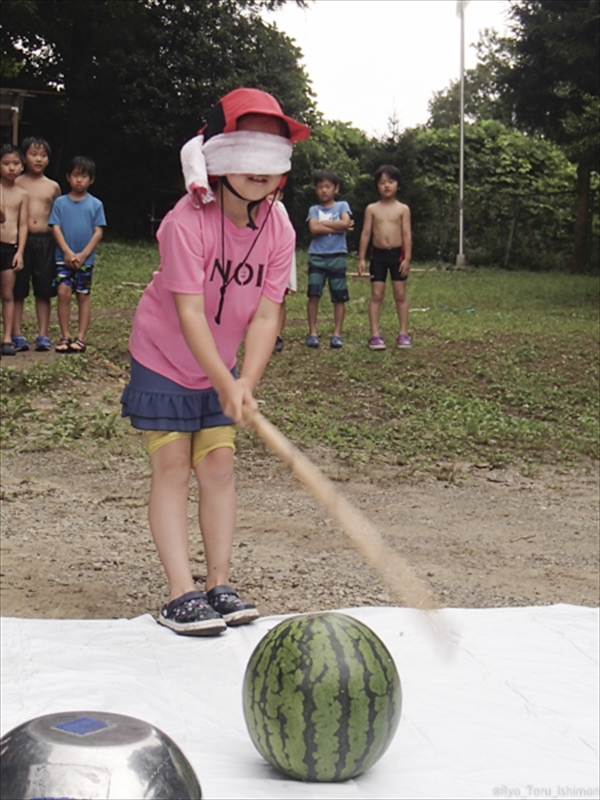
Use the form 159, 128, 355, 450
242, 612, 401, 782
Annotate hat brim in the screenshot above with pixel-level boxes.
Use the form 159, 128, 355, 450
278, 114, 311, 143
201, 88, 311, 144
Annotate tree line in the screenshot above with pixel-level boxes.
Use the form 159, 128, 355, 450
1, 0, 598, 271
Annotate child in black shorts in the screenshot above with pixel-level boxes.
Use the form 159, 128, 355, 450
358, 165, 413, 350
13, 137, 60, 351
0, 144, 28, 357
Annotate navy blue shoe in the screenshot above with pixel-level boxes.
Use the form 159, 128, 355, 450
207, 585, 259, 626
157, 591, 227, 636
35, 335, 52, 351
12, 335, 29, 352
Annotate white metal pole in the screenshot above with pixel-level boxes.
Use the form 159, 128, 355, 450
456, 1, 469, 268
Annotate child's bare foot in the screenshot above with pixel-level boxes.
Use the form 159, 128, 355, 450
69, 337, 87, 353
55, 336, 71, 353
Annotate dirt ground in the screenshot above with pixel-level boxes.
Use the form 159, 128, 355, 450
1, 357, 598, 620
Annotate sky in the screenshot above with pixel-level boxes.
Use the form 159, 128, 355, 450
263, 0, 512, 136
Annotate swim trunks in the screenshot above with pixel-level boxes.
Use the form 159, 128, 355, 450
14, 231, 56, 299
0, 242, 17, 272
54, 263, 94, 294
369, 246, 407, 282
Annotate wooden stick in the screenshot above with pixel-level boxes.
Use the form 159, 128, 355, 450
245, 409, 438, 611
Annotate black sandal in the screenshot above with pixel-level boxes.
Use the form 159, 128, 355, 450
69, 337, 87, 353
55, 337, 71, 353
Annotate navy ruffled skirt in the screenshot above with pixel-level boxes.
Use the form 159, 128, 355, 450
120, 358, 234, 432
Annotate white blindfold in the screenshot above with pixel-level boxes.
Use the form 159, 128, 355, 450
180, 131, 292, 206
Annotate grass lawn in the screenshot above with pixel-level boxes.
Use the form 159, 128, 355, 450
1, 242, 598, 475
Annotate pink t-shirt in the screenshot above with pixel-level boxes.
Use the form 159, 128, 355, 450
129, 194, 295, 389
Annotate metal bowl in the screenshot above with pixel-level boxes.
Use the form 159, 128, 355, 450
0, 710, 202, 799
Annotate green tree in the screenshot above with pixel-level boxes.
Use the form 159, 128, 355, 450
1, 0, 314, 236
368, 120, 577, 268
505, 0, 600, 272
427, 30, 515, 129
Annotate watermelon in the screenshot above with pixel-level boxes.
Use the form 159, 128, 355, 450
242, 612, 401, 782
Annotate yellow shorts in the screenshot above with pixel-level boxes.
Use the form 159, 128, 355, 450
144, 426, 236, 466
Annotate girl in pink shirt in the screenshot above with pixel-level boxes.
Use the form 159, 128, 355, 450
121, 89, 309, 636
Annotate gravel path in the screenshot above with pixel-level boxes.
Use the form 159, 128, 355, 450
1, 442, 598, 621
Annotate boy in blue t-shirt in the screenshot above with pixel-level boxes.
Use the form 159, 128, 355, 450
306, 169, 353, 348
49, 156, 106, 353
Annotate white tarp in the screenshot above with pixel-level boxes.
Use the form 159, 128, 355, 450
1, 605, 598, 800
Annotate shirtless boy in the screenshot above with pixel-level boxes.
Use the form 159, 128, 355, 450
13, 137, 61, 351
0, 144, 28, 357
358, 164, 412, 350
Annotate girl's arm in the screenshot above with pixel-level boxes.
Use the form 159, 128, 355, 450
173, 292, 249, 425
238, 294, 281, 392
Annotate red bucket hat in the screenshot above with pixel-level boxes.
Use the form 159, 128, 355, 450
201, 88, 310, 144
